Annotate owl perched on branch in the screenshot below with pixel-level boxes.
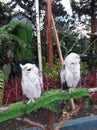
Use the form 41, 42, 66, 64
20, 63, 42, 103
60, 53, 81, 91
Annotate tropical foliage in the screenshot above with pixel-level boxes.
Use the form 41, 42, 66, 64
0, 19, 33, 64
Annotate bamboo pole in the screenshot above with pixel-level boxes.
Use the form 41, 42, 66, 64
35, 0, 43, 88
52, 15, 63, 65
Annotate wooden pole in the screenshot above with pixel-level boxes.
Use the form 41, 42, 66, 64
46, 0, 53, 69
45, 0, 54, 129
35, 0, 43, 88
47, 110, 55, 130
52, 15, 63, 65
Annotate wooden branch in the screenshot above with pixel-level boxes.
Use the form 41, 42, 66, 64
70, 98, 76, 110
68, 42, 77, 53
16, 117, 47, 130
81, 37, 97, 56
88, 87, 97, 93
0, 88, 89, 123
69, 99, 83, 116
0, 88, 97, 130
54, 98, 83, 130
0, 106, 9, 111
16, 99, 83, 130
6, 88, 97, 130
52, 15, 63, 65
60, 42, 68, 57
87, 33, 97, 36
55, 115, 71, 130
47, 110, 55, 130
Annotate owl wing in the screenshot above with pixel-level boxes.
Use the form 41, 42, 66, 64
60, 63, 74, 88
30, 68, 43, 88
60, 64, 66, 85
65, 64, 80, 89
28, 74, 41, 98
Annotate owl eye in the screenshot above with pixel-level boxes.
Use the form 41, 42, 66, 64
27, 68, 31, 71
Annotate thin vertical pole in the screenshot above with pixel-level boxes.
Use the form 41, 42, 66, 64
52, 15, 63, 65
35, 0, 43, 88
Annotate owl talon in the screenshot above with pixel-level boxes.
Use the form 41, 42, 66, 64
69, 88, 75, 92
31, 99, 35, 103
61, 89, 67, 92
27, 99, 35, 104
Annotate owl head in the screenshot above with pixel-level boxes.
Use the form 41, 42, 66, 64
20, 63, 39, 76
64, 53, 80, 65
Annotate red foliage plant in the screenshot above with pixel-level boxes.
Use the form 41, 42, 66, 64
81, 70, 97, 101
3, 70, 97, 105
3, 77, 61, 105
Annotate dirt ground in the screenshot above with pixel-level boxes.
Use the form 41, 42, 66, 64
0, 98, 97, 130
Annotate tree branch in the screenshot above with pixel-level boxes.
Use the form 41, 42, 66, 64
88, 87, 97, 93
16, 99, 83, 130
81, 37, 97, 57
16, 117, 47, 130
15, 88, 97, 130
54, 98, 83, 130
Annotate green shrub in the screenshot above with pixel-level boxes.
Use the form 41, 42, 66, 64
80, 61, 88, 77
42, 58, 61, 79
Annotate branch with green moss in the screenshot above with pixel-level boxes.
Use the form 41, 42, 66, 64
0, 88, 89, 122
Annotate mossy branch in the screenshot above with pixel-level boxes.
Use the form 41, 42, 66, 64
0, 88, 89, 122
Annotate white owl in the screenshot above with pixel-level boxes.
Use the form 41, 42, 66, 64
60, 52, 81, 91
20, 63, 42, 103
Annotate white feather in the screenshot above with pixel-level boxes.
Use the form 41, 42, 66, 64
20, 63, 42, 102
60, 53, 80, 91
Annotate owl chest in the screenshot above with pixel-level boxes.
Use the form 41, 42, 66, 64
21, 76, 31, 88
66, 64, 80, 78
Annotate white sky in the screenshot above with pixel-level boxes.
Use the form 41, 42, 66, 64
61, 0, 72, 15
61, 0, 80, 15
0, 0, 10, 3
